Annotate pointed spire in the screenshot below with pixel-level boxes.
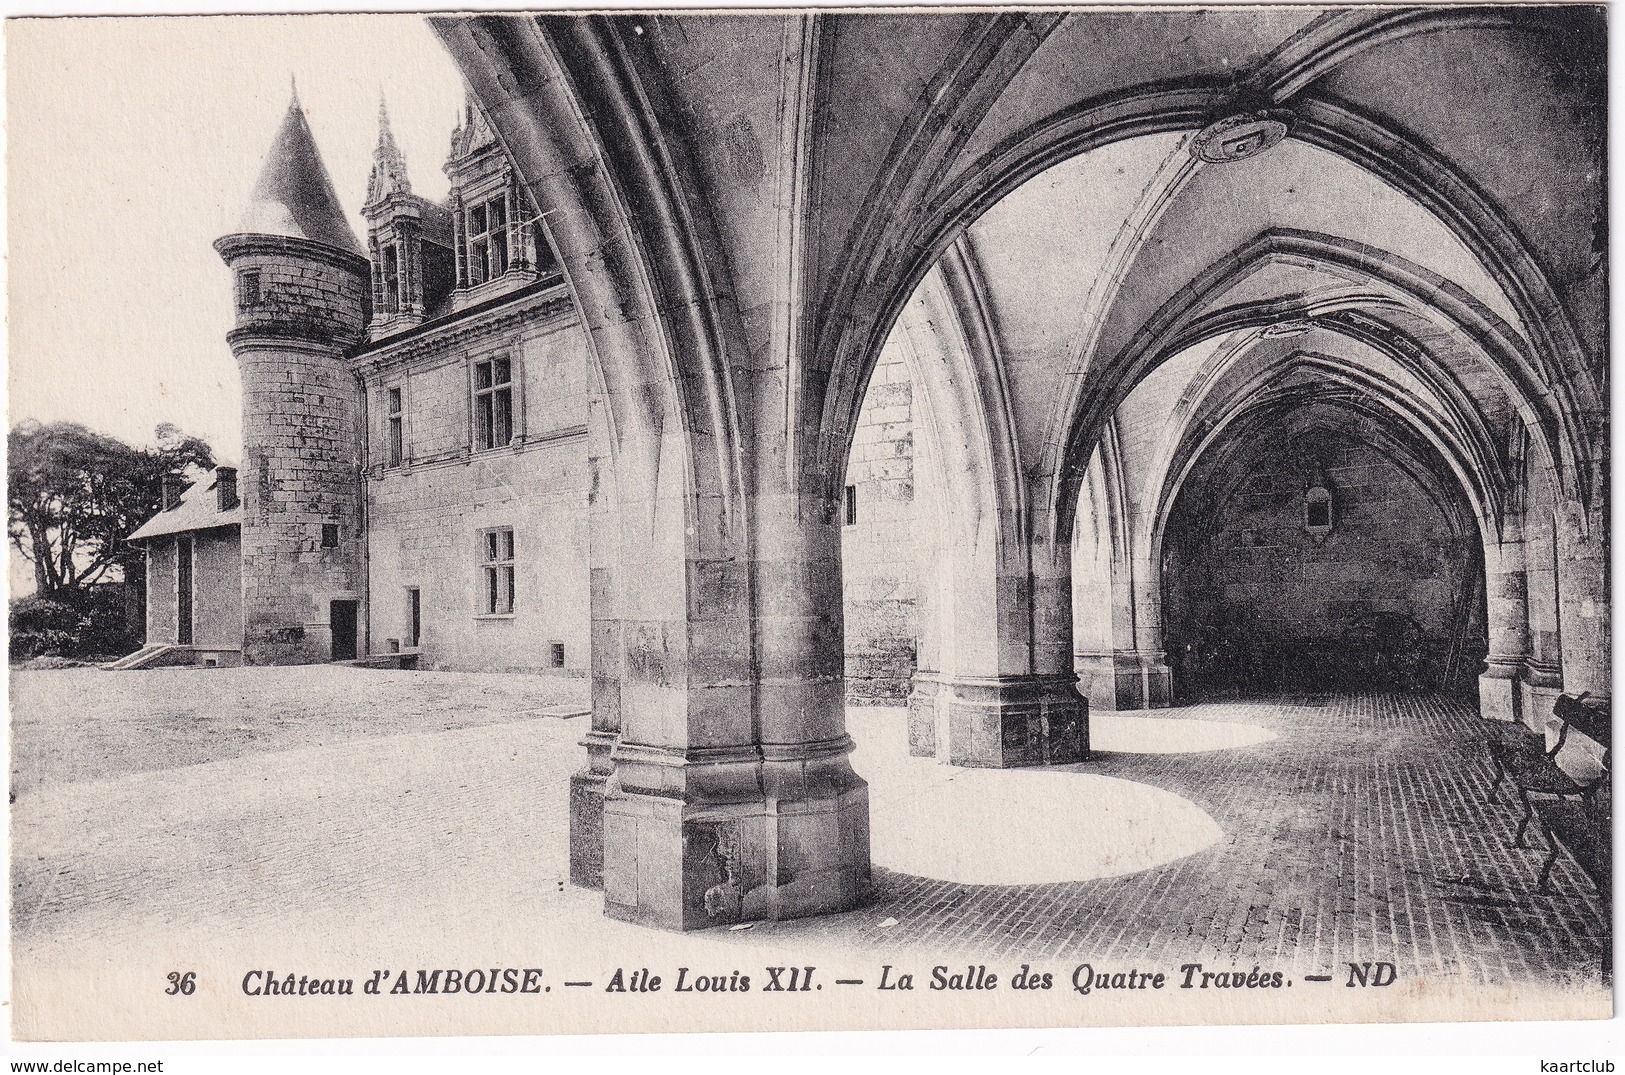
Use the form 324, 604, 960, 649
366, 92, 412, 206
377, 92, 397, 151
289, 74, 300, 109
449, 92, 498, 162
235, 88, 362, 255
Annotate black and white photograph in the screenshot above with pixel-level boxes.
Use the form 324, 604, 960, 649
5, 4, 1613, 1050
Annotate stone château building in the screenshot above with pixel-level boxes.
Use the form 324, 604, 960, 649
130, 94, 592, 675
123, 10, 1608, 936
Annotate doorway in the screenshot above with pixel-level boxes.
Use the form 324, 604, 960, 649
330, 599, 359, 661
176, 537, 194, 645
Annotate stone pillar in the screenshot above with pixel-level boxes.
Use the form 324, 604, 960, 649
1076, 551, 1171, 712
910, 525, 1087, 767
504, 181, 525, 272
433, 12, 873, 935
367, 238, 383, 316
396, 238, 412, 316
1096, 652, 1175, 711
1555, 500, 1610, 700
569, 394, 621, 888
598, 483, 869, 930
1127, 565, 1174, 708
1478, 532, 1529, 725
1512, 468, 1565, 725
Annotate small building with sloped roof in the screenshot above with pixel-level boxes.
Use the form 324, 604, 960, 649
126, 466, 244, 666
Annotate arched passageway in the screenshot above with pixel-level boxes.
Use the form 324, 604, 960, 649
430, 8, 1607, 933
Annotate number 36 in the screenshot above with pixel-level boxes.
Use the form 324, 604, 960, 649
165, 971, 196, 996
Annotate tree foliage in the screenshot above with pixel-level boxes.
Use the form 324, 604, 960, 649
8, 421, 215, 595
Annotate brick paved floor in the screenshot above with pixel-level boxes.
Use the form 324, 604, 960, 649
796, 692, 1608, 990
11, 675, 1608, 1004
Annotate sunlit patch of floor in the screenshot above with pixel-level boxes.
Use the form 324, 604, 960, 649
847, 707, 1224, 886
1089, 712, 1277, 754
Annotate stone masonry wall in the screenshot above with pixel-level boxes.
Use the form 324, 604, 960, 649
1163, 424, 1485, 693
225, 238, 370, 665
231, 241, 370, 344
841, 339, 919, 703
364, 312, 590, 674
238, 342, 365, 663
192, 528, 243, 653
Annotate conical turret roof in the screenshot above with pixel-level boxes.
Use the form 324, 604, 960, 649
235, 91, 363, 256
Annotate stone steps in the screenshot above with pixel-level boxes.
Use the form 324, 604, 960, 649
98, 644, 192, 671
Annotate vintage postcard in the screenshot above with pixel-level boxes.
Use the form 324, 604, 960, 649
6, 6, 1612, 1045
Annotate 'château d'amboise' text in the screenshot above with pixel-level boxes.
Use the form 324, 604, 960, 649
239, 961, 1394, 999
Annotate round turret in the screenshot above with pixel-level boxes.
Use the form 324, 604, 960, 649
217, 92, 370, 664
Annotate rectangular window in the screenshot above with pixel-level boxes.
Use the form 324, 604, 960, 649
465, 195, 509, 286
488, 198, 508, 278
473, 357, 514, 451
550, 641, 566, 668
237, 269, 261, 309
322, 523, 340, 549
480, 527, 515, 615
406, 587, 421, 648
844, 484, 858, 526
468, 203, 487, 287
387, 386, 404, 467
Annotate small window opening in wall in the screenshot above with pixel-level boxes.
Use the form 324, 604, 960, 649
382, 244, 400, 312
237, 269, 261, 309
1304, 473, 1334, 543
474, 357, 514, 451
387, 387, 404, 467
203, 657, 218, 669
844, 484, 858, 526
407, 587, 421, 648
551, 642, 566, 668
480, 528, 516, 614
322, 523, 340, 548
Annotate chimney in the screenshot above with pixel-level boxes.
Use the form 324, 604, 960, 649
216, 466, 239, 511
161, 475, 184, 511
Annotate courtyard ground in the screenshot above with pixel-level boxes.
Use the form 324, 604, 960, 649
9, 667, 1610, 1039
10, 665, 588, 795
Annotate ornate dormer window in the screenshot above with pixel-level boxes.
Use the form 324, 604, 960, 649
363, 98, 454, 340
445, 97, 557, 311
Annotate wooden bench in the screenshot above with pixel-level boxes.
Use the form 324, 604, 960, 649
1484, 719, 1546, 805
1534, 799, 1610, 896
1533, 797, 1611, 976
1484, 693, 1609, 849
1486, 720, 1598, 847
